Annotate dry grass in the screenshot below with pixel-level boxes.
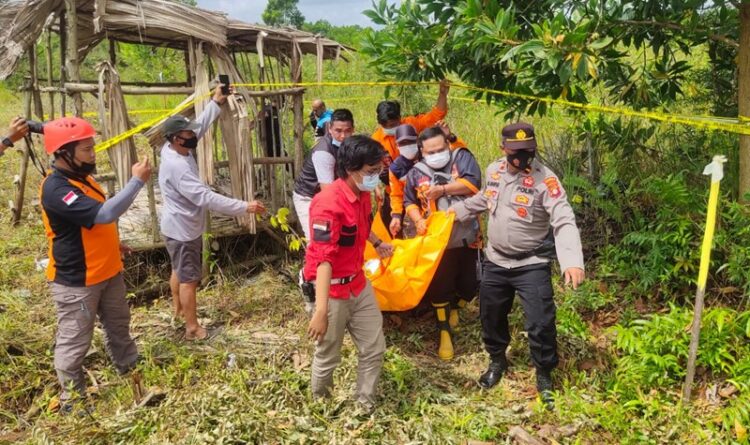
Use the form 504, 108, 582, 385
0, 55, 730, 444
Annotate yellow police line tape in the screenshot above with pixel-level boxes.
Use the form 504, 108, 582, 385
94, 80, 750, 152
82, 109, 173, 118
85, 96, 486, 123
85, 96, 378, 120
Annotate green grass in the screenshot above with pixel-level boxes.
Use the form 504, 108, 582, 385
0, 53, 746, 444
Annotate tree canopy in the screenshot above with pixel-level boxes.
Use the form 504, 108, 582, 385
262, 0, 305, 29
362, 0, 738, 114
361, 0, 747, 196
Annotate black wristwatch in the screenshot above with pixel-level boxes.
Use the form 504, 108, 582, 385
2, 137, 13, 147
373, 239, 383, 248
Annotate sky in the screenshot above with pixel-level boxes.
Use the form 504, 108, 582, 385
196, 0, 378, 27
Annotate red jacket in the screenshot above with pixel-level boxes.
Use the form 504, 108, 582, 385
303, 179, 373, 299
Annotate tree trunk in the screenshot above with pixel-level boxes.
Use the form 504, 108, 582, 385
739, 4, 750, 201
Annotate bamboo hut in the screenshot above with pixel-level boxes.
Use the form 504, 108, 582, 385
0, 0, 350, 251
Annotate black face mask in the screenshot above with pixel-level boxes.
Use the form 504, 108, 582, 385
58, 148, 96, 177
76, 161, 97, 175
507, 150, 535, 171
182, 136, 199, 149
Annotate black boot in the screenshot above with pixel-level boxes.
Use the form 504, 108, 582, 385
478, 357, 508, 389
536, 368, 554, 409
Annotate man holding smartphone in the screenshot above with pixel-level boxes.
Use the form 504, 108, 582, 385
159, 82, 266, 341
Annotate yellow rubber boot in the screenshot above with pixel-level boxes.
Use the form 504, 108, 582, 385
449, 299, 468, 331
433, 303, 454, 361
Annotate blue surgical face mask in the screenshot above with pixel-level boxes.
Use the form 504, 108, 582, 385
398, 143, 418, 160
424, 150, 451, 170
332, 138, 342, 147
383, 127, 397, 136
357, 172, 380, 192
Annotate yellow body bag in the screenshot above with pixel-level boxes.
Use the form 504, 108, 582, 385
364, 211, 455, 311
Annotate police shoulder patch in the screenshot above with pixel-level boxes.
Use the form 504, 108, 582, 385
544, 176, 562, 198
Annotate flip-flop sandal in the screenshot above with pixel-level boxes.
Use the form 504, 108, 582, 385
184, 325, 223, 342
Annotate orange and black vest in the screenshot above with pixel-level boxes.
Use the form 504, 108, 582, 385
40, 168, 122, 287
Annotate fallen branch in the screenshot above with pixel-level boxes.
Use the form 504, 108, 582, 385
508, 426, 545, 445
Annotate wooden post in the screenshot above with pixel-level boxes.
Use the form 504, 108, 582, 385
186, 39, 196, 87
187, 39, 213, 282
45, 27, 55, 120
147, 177, 159, 243
59, 13, 67, 117
148, 145, 159, 243
29, 44, 43, 120
291, 40, 304, 176
11, 78, 33, 226
64, 0, 83, 117
109, 39, 117, 66
63, 83, 194, 95
683, 156, 727, 402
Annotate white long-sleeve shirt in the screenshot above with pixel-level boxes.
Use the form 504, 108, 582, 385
158, 101, 247, 242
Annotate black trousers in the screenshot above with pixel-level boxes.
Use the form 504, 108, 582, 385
379, 193, 393, 229
425, 247, 479, 306
479, 261, 558, 371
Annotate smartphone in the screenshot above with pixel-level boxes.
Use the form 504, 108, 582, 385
219, 74, 230, 95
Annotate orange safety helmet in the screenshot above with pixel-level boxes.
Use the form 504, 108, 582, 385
43, 117, 96, 155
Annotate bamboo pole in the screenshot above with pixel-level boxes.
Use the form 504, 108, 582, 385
187, 38, 196, 87
146, 176, 159, 243
30, 43, 43, 120
189, 39, 214, 282
184, 49, 192, 87
64, 0, 83, 116
682, 155, 728, 402
11, 78, 33, 226
148, 144, 159, 243
45, 27, 55, 120
215, 157, 294, 167
36, 79, 189, 87
291, 40, 304, 176
59, 12, 66, 117
109, 39, 117, 66
61, 83, 194, 95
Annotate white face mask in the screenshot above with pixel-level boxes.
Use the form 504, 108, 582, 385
332, 138, 342, 147
383, 127, 397, 136
398, 143, 418, 160
357, 172, 380, 192
424, 150, 451, 170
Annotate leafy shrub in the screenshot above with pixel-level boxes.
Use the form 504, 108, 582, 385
585, 170, 750, 303
612, 305, 750, 399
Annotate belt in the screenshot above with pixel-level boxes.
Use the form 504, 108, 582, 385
491, 231, 556, 261
492, 247, 536, 261
330, 272, 360, 285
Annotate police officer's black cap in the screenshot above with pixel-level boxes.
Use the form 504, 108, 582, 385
163, 115, 201, 137
501, 122, 537, 151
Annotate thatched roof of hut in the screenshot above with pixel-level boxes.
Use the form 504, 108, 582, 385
0, 0, 351, 80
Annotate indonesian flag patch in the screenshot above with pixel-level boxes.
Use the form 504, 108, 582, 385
312, 219, 332, 242
62, 191, 79, 206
